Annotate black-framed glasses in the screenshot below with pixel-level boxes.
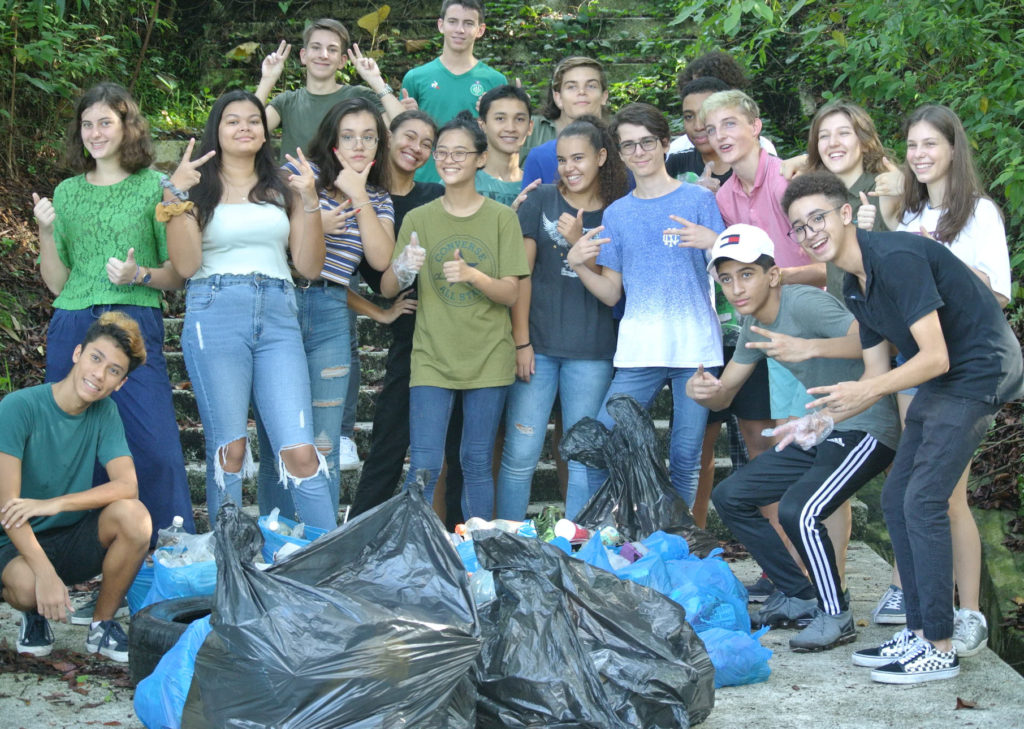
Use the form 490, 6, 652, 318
432, 148, 478, 162
338, 134, 378, 149
787, 206, 844, 242
618, 136, 660, 155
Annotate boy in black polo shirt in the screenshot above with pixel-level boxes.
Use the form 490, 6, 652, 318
780, 171, 1023, 684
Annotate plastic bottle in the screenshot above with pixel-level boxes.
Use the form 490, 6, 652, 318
266, 507, 291, 536
155, 515, 186, 549
290, 522, 305, 540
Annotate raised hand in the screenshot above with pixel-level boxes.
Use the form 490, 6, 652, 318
284, 147, 318, 203
321, 201, 360, 235
392, 231, 426, 288
348, 44, 384, 84
868, 157, 904, 199
557, 207, 584, 245
686, 363, 723, 402
566, 225, 609, 269
855, 190, 877, 231
511, 177, 541, 212
399, 88, 418, 112
169, 138, 216, 195
261, 40, 291, 82
443, 248, 475, 284
745, 325, 815, 362
32, 192, 56, 232
106, 247, 140, 286
664, 214, 716, 249
695, 162, 720, 193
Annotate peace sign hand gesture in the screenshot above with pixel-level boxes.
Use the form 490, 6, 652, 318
261, 40, 292, 83
284, 148, 319, 206
169, 138, 216, 195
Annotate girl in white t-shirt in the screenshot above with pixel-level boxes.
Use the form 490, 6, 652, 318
891, 103, 1010, 656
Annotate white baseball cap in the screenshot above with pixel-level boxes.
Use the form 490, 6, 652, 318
707, 223, 776, 274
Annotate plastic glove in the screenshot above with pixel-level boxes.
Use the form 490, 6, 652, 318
391, 232, 426, 289
762, 410, 834, 451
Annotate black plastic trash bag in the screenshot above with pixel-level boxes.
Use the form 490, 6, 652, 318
474, 530, 715, 729
184, 486, 480, 729
561, 393, 719, 556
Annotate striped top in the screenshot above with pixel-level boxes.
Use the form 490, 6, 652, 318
283, 161, 395, 286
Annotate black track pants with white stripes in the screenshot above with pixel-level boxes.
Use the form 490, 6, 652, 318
712, 431, 895, 615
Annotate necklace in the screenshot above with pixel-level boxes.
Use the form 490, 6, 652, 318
221, 175, 256, 203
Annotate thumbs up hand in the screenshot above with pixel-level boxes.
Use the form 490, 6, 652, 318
855, 190, 877, 231
106, 247, 142, 286
391, 231, 426, 288
443, 248, 475, 284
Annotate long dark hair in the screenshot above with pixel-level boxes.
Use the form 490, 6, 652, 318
557, 115, 627, 207
65, 82, 153, 174
190, 90, 290, 230
307, 97, 391, 196
900, 104, 990, 244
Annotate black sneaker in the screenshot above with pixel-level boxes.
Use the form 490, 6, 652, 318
851, 627, 923, 668
745, 572, 775, 603
70, 592, 130, 626
870, 642, 959, 684
17, 611, 54, 657
85, 620, 129, 662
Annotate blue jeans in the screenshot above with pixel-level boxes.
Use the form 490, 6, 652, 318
182, 275, 336, 531
403, 385, 508, 520
45, 305, 195, 546
256, 282, 351, 514
496, 354, 613, 520
584, 366, 713, 509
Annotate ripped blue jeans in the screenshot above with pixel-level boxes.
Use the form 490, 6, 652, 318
182, 274, 336, 530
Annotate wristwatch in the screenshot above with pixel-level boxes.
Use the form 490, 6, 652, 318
377, 83, 394, 99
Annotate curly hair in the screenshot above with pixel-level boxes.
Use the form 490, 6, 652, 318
81, 311, 146, 374
65, 82, 153, 174
676, 51, 751, 97
556, 116, 627, 207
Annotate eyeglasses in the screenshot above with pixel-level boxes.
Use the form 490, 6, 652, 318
338, 134, 378, 149
432, 148, 478, 162
787, 206, 845, 242
618, 136, 660, 156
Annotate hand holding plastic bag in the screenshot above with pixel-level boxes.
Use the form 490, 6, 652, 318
763, 410, 834, 451
392, 231, 426, 288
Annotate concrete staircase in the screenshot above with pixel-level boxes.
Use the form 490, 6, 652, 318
164, 287, 733, 526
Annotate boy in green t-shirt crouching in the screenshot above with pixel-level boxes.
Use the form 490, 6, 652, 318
0, 311, 152, 662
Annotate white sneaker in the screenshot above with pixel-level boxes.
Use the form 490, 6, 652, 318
338, 436, 361, 471
952, 608, 988, 657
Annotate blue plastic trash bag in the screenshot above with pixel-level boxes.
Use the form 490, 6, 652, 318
135, 615, 212, 729
614, 551, 674, 595
256, 514, 327, 563
140, 547, 217, 610
576, 532, 616, 572
699, 626, 773, 687
127, 562, 154, 614
641, 530, 691, 561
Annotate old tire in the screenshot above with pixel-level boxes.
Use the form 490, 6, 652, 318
128, 595, 212, 686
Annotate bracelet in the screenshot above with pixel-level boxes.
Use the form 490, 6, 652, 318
131, 264, 142, 284
160, 176, 189, 201
377, 83, 394, 99
155, 200, 195, 222
515, 342, 532, 350
303, 203, 320, 213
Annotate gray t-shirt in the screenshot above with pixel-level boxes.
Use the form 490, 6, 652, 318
517, 184, 616, 360
733, 285, 900, 450
269, 85, 382, 163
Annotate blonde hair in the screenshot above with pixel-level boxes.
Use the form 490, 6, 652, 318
698, 89, 759, 126
82, 311, 147, 373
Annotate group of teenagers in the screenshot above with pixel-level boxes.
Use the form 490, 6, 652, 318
1, 0, 1020, 690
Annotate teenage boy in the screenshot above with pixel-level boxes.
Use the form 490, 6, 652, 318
256, 18, 405, 162
401, 0, 507, 183
476, 85, 533, 205
567, 102, 724, 507
521, 56, 609, 187
690, 224, 900, 651
0, 312, 152, 662
782, 171, 1023, 682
